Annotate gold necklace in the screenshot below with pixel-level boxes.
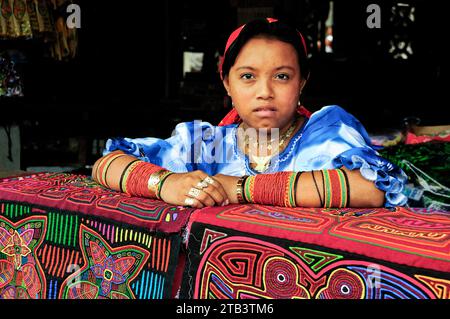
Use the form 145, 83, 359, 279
239, 117, 300, 172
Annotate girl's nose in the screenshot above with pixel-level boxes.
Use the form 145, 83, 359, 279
256, 78, 274, 100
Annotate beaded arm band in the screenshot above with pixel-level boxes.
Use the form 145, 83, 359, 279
94, 151, 127, 187
125, 162, 173, 199
240, 169, 349, 208
242, 172, 299, 207
94, 152, 173, 199
320, 169, 349, 208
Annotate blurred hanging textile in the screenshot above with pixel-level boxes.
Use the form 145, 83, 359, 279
0, 0, 32, 38
0, 0, 78, 61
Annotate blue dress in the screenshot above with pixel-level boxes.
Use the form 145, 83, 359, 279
104, 105, 407, 207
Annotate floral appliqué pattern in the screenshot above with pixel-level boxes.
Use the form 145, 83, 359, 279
59, 224, 150, 299
0, 216, 47, 299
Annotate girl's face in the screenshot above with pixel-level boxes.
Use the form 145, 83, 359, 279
223, 37, 305, 131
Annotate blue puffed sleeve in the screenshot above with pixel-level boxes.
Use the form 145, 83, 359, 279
317, 106, 408, 207
332, 148, 408, 207
103, 121, 222, 174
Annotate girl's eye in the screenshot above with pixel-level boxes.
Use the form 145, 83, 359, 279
240, 73, 255, 80
276, 73, 290, 80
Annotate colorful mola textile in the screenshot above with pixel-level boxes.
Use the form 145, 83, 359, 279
0, 173, 195, 299
181, 205, 450, 299
0, 173, 192, 233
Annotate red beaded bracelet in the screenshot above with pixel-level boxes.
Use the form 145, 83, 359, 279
245, 172, 298, 207
321, 169, 349, 208
125, 161, 168, 198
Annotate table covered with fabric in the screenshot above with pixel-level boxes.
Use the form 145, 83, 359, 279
0, 172, 195, 299
1, 172, 449, 299
180, 204, 450, 299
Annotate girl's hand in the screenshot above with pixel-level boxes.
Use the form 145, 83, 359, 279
213, 174, 240, 204
159, 170, 229, 208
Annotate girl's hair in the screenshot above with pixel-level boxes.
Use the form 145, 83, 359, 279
221, 18, 310, 81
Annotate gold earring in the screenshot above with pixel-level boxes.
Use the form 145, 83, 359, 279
297, 91, 303, 106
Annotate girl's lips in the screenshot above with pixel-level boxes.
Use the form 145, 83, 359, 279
253, 107, 277, 117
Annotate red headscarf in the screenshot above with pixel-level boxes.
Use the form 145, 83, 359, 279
218, 18, 311, 126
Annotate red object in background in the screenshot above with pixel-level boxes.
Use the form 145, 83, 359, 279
405, 132, 450, 144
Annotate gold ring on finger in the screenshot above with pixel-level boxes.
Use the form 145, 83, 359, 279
188, 187, 202, 198
184, 197, 195, 206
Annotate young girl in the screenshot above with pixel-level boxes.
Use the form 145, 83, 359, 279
92, 18, 407, 209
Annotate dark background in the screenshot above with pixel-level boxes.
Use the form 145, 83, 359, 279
0, 0, 446, 170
